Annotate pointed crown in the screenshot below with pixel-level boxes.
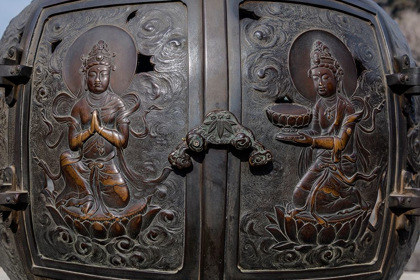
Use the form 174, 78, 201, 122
80, 40, 116, 72
309, 41, 343, 79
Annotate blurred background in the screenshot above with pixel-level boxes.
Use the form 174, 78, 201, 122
376, 0, 420, 63
0, 0, 419, 279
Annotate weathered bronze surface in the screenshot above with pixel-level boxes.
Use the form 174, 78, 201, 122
0, 0, 419, 279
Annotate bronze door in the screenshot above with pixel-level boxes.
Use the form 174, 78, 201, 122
2, 0, 202, 279
0, 0, 419, 280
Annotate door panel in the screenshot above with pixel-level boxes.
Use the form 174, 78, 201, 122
1, 1, 419, 280
232, 1, 391, 278
25, 1, 196, 278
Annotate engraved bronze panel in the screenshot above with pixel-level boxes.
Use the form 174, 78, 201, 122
1, 0, 420, 279
29, 2, 187, 273
238, 2, 389, 273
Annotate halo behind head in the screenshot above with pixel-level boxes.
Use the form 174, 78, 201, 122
289, 30, 357, 103
63, 25, 137, 95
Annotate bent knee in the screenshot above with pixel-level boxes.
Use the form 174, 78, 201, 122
60, 151, 72, 162
293, 187, 309, 208
114, 185, 130, 204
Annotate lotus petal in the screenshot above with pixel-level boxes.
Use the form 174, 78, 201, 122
297, 223, 317, 244
83, 220, 91, 230
296, 219, 304, 230
103, 221, 111, 229
274, 206, 286, 233
90, 222, 107, 239
266, 225, 287, 243
265, 213, 277, 225
64, 215, 75, 230
336, 222, 351, 241
127, 215, 142, 239
74, 219, 90, 236
109, 221, 126, 238
46, 205, 68, 227
334, 222, 343, 233
318, 225, 336, 245
357, 212, 372, 240
349, 215, 362, 241
121, 217, 129, 226
285, 216, 298, 242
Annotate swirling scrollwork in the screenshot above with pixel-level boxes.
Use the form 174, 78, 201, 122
129, 9, 174, 55
239, 1, 388, 271
244, 52, 286, 99
29, 2, 187, 272
244, 18, 287, 49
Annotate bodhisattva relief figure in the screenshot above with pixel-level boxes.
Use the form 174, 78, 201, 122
58, 40, 132, 219
38, 40, 171, 220
277, 41, 378, 226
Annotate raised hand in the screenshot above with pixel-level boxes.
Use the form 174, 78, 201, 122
92, 110, 103, 134
295, 132, 313, 145
89, 110, 97, 135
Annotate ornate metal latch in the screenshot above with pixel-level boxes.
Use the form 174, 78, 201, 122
0, 47, 32, 106
169, 110, 272, 169
386, 55, 420, 96
0, 166, 28, 213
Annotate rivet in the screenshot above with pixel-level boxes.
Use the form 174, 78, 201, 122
7, 47, 15, 58
404, 55, 410, 66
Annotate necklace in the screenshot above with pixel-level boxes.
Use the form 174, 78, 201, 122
86, 92, 108, 109
323, 99, 337, 120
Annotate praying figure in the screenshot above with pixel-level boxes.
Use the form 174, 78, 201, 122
48, 40, 170, 220
277, 41, 378, 226
55, 40, 131, 219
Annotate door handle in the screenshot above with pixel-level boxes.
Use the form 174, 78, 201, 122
168, 110, 272, 169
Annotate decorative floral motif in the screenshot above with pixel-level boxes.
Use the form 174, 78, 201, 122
204, 114, 237, 139
265, 205, 371, 252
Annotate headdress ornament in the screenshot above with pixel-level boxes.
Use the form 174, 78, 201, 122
80, 40, 116, 72
309, 40, 344, 79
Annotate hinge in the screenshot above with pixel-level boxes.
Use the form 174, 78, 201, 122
0, 47, 32, 107
386, 55, 420, 96
389, 190, 420, 233
389, 192, 420, 216
0, 166, 28, 212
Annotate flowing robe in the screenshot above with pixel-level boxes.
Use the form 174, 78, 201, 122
294, 94, 374, 223
57, 90, 130, 218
